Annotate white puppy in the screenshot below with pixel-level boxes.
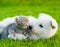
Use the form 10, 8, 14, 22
0, 14, 58, 40
29, 13, 58, 40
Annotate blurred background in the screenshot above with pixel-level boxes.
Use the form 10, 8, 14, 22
0, 0, 58, 5
0, 0, 60, 47
0, 0, 59, 19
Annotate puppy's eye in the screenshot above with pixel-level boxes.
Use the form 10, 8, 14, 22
39, 24, 43, 28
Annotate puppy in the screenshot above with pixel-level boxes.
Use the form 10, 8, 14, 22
0, 16, 31, 40
29, 13, 58, 40
0, 14, 58, 40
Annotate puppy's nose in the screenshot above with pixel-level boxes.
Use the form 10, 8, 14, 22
29, 25, 32, 30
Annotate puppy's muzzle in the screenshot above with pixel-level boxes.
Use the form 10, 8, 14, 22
29, 25, 32, 30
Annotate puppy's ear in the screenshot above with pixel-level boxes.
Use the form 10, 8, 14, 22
15, 17, 19, 23
50, 21, 55, 29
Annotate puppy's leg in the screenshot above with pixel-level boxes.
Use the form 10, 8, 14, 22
16, 34, 27, 40
8, 33, 26, 40
8, 33, 17, 40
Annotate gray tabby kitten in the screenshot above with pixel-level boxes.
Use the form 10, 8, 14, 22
0, 16, 31, 40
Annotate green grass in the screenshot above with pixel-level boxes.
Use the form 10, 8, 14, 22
0, 0, 60, 47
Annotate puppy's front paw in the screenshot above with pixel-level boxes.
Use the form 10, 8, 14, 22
16, 34, 27, 40
8, 34, 27, 40
8, 34, 17, 40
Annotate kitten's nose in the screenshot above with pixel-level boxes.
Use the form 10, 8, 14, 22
29, 25, 32, 30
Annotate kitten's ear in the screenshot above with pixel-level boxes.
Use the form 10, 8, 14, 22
15, 17, 19, 23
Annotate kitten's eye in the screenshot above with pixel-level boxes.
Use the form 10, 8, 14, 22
39, 24, 43, 28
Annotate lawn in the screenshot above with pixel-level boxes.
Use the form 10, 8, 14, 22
0, 0, 60, 47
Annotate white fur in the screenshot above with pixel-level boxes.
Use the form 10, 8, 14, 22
30, 13, 58, 40
8, 33, 26, 40
38, 13, 58, 38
